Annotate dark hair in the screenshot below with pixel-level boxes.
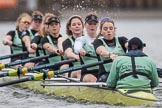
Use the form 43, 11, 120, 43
66, 15, 84, 36
128, 37, 145, 51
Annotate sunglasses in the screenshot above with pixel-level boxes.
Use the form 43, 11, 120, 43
21, 20, 31, 25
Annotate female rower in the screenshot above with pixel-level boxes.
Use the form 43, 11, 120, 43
30, 13, 55, 54
41, 16, 65, 70
62, 15, 84, 78
74, 13, 99, 82
2, 12, 32, 65
93, 17, 128, 82
22, 11, 44, 68
27, 13, 55, 66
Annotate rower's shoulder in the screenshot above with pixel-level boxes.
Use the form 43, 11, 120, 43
6, 30, 16, 37
75, 36, 85, 42
118, 36, 128, 41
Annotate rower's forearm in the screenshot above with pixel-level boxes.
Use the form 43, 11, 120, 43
67, 53, 79, 60
100, 50, 111, 58
22, 36, 31, 49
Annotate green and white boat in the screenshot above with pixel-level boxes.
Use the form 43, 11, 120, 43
2, 73, 158, 106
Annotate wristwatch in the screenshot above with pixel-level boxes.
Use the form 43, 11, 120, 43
108, 52, 112, 58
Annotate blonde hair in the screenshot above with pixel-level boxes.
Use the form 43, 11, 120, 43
38, 13, 55, 37
16, 12, 31, 30
66, 15, 84, 36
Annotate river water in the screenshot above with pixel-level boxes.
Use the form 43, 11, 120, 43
0, 11, 162, 108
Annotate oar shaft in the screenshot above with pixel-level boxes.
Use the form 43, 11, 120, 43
0, 77, 30, 87
0, 51, 28, 60
54, 59, 112, 75
0, 73, 44, 87
83, 59, 112, 69
27, 59, 76, 72
13, 44, 42, 50
0, 59, 111, 87
12, 44, 22, 48
85, 53, 98, 58
0, 59, 76, 78
0, 73, 8, 77
5, 54, 56, 67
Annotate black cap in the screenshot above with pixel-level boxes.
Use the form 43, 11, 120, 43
46, 16, 60, 25
128, 37, 146, 51
85, 15, 98, 23
32, 15, 43, 20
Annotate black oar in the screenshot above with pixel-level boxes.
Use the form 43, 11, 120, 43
0, 53, 56, 70
0, 43, 28, 60
0, 59, 112, 87
12, 44, 23, 49
52, 59, 112, 75
12, 43, 42, 50
0, 59, 76, 78
0, 51, 28, 60
0, 43, 42, 61
85, 53, 98, 58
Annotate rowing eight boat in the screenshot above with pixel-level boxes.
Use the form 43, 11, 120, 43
2, 72, 158, 106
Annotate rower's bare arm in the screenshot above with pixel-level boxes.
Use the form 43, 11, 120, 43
31, 43, 38, 50
43, 43, 58, 54
96, 46, 117, 60
22, 36, 31, 49
22, 36, 36, 53
2, 35, 13, 46
65, 48, 79, 61
79, 48, 86, 56
96, 46, 110, 57
57, 37, 65, 55
125, 42, 128, 49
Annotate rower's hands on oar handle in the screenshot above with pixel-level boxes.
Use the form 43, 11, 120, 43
57, 49, 64, 56
79, 49, 86, 56
109, 53, 118, 60
27, 45, 36, 54
30, 43, 38, 50
102, 52, 118, 60
3, 39, 13, 46
53, 49, 64, 56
